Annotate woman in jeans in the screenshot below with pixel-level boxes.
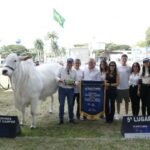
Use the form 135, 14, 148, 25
105, 61, 119, 123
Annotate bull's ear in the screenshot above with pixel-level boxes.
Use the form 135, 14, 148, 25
19, 55, 32, 61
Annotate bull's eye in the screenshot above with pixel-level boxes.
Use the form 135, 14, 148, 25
14, 60, 17, 62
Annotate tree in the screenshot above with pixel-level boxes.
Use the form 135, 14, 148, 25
105, 43, 131, 51
46, 31, 60, 57
34, 39, 44, 61
136, 41, 146, 47
0, 44, 29, 58
60, 47, 66, 56
145, 26, 150, 46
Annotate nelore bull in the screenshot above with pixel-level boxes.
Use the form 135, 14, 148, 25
2, 53, 62, 128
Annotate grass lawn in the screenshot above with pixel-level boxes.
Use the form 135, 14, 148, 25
0, 75, 149, 150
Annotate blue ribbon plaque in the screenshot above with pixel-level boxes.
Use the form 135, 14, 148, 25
80, 81, 105, 120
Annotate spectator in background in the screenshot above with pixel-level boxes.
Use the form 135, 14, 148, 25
56, 58, 78, 124
129, 62, 141, 116
139, 58, 150, 116
116, 54, 131, 120
73, 58, 83, 120
105, 61, 119, 123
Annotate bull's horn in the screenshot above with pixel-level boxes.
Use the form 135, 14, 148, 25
19, 56, 32, 61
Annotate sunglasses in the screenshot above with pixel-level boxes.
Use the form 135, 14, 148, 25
133, 65, 138, 67
110, 64, 115, 67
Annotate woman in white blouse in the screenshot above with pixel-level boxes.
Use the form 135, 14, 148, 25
139, 58, 150, 116
99, 60, 108, 119
99, 60, 108, 81
129, 62, 141, 116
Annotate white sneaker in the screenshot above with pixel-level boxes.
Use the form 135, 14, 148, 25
115, 114, 120, 120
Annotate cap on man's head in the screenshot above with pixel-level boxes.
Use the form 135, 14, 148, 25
143, 58, 149, 63
67, 58, 74, 63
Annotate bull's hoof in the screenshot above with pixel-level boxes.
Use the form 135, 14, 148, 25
30, 125, 36, 129
49, 112, 53, 114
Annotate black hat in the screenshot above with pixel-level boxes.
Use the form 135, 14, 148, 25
143, 58, 149, 63
67, 58, 74, 63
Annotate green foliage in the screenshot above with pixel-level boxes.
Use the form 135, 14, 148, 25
94, 43, 131, 57
60, 47, 66, 56
34, 39, 44, 61
46, 31, 58, 41
145, 26, 150, 46
34, 39, 44, 50
136, 40, 147, 47
0, 44, 29, 58
46, 31, 60, 57
106, 43, 131, 51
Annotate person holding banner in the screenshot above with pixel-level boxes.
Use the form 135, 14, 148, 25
81, 58, 100, 120
129, 62, 141, 116
56, 58, 78, 124
83, 58, 100, 81
73, 58, 83, 120
139, 58, 150, 116
105, 61, 119, 123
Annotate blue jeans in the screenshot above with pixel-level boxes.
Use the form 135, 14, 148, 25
58, 87, 74, 122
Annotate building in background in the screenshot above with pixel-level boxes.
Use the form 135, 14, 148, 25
132, 47, 150, 65
69, 43, 90, 64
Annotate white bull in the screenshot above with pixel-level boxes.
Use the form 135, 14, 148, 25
2, 53, 61, 128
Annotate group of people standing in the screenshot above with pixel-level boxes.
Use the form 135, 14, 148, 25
56, 54, 150, 125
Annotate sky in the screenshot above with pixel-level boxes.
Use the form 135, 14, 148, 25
0, 0, 150, 48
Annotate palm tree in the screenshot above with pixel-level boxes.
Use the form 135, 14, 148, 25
46, 31, 59, 57
34, 39, 44, 61
60, 47, 66, 56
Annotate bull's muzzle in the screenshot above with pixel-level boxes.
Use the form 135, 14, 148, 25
2, 70, 8, 75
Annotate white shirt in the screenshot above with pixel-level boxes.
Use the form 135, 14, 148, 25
56, 67, 77, 89
129, 73, 141, 86
141, 68, 150, 84
117, 65, 131, 89
74, 68, 83, 93
83, 67, 100, 81
100, 72, 106, 81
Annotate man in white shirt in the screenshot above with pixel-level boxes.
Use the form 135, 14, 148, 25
73, 59, 83, 120
116, 54, 131, 120
81, 58, 100, 120
83, 58, 100, 81
56, 58, 78, 124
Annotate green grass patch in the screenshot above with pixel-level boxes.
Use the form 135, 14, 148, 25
0, 89, 150, 150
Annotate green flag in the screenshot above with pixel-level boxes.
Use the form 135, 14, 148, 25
53, 8, 65, 28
